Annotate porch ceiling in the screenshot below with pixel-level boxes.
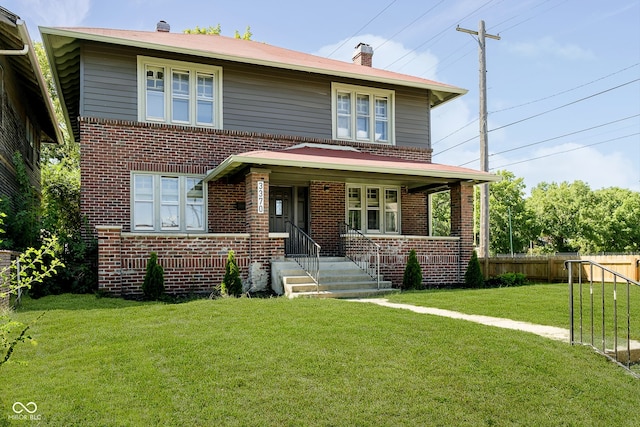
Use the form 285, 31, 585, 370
205, 146, 500, 192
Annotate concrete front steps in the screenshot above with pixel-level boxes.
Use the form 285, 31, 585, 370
271, 257, 398, 299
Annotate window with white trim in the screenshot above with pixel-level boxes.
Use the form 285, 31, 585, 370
137, 56, 222, 128
347, 184, 399, 234
332, 83, 394, 144
132, 173, 206, 232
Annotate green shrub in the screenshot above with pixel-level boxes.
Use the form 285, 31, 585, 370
142, 252, 165, 300
402, 249, 423, 290
464, 250, 484, 288
221, 250, 243, 297
485, 272, 529, 288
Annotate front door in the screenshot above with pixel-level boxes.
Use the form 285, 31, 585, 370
269, 187, 292, 232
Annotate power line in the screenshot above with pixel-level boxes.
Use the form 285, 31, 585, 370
434, 64, 640, 150
384, 0, 497, 70
490, 132, 640, 170
458, 114, 640, 166
432, 118, 478, 146
326, 0, 397, 58
489, 78, 639, 133
434, 78, 639, 157
490, 63, 640, 114
374, 0, 446, 52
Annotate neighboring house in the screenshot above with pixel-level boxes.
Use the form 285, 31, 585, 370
41, 21, 498, 296
0, 6, 61, 208
0, 6, 61, 308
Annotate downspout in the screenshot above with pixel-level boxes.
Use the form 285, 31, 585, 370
0, 44, 29, 55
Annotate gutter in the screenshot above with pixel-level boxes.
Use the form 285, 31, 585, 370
0, 44, 29, 55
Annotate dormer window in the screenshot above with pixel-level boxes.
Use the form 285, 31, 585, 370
332, 83, 394, 144
137, 56, 223, 128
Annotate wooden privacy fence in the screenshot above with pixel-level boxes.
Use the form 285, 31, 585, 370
480, 255, 640, 283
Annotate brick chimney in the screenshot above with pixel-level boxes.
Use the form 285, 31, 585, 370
352, 43, 373, 67
156, 20, 170, 32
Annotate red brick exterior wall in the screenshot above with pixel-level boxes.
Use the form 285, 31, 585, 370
310, 181, 345, 256
373, 237, 461, 288
82, 117, 473, 294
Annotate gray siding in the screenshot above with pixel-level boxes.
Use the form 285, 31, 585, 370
223, 64, 332, 139
395, 87, 431, 149
81, 44, 138, 120
79, 43, 431, 148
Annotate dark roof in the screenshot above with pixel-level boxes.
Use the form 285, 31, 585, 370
0, 7, 61, 144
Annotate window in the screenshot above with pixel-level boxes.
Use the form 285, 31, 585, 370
138, 56, 222, 128
332, 83, 394, 144
132, 173, 206, 232
346, 185, 399, 234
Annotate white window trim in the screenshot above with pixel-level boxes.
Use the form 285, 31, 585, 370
137, 56, 223, 128
345, 184, 400, 234
331, 83, 395, 145
130, 172, 207, 233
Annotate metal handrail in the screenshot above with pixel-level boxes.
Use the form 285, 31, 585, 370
565, 260, 640, 376
285, 221, 320, 293
339, 222, 380, 289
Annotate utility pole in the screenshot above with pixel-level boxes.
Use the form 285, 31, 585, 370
457, 20, 500, 273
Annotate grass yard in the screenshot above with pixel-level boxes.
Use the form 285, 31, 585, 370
387, 283, 640, 341
1, 292, 639, 426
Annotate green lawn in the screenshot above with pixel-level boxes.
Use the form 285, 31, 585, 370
2, 292, 639, 426
387, 283, 640, 341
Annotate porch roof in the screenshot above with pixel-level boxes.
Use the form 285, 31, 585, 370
205, 145, 499, 192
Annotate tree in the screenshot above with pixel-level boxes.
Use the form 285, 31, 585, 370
487, 170, 537, 254
402, 249, 423, 290
431, 191, 450, 236
183, 25, 252, 40
1, 211, 63, 368
142, 252, 165, 300
464, 250, 484, 288
578, 187, 640, 253
221, 250, 242, 297
527, 181, 592, 253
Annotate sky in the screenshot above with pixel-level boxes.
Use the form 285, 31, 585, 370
5, 0, 640, 194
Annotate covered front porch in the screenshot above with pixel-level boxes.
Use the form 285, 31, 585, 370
205, 143, 498, 293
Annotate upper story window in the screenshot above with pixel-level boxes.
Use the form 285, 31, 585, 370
332, 83, 394, 144
347, 184, 399, 234
132, 173, 206, 233
137, 56, 223, 128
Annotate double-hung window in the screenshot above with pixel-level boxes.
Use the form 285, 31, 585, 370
346, 184, 399, 234
138, 56, 222, 128
332, 83, 394, 144
132, 173, 206, 232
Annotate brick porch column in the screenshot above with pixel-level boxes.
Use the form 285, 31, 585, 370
450, 182, 475, 282
96, 226, 123, 295
245, 168, 272, 286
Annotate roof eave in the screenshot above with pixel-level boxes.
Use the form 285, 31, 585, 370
39, 27, 467, 105
17, 22, 63, 144
205, 154, 500, 184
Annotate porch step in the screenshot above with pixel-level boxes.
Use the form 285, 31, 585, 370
272, 257, 398, 299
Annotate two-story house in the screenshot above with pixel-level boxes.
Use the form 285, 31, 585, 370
41, 21, 497, 297
1, 6, 61, 212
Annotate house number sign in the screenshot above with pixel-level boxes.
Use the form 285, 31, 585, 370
257, 181, 264, 214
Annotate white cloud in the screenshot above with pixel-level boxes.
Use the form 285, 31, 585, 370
21, 0, 90, 27
507, 36, 595, 60
314, 34, 440, 80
